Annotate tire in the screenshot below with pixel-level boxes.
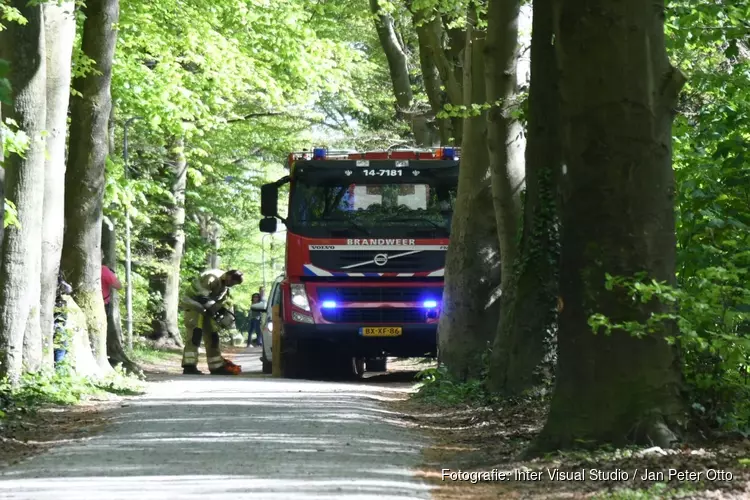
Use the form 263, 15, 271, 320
343, 356, 365, 380
262, 359, 272, 374
281, 348, 302, 379
366, 357, 387, 372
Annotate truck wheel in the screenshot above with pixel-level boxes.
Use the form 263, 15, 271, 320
281, 350, 301, 379
366, 357, 387, 372
262, 359, 272, 374
347, 356, 366, 380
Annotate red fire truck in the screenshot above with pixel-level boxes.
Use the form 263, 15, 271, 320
259, 147, 459, 378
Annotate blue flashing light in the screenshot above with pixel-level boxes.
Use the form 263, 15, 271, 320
442, 147, 455, 160
423, 300, 438, 309
321, 300, 337, 309
313, 147, 327, 159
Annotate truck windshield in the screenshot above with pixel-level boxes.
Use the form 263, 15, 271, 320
289, 182, 456, 237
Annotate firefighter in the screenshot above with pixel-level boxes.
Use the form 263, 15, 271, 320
180, 269, 244, 375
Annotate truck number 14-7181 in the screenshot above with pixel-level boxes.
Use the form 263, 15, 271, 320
363, 169, 403, 176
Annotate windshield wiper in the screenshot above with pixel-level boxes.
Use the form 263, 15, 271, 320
382, 216, 442, 230
321, 216, 371, 235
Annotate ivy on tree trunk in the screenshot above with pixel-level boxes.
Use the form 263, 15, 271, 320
487, 0, 560, 395
532, 0, 686, 450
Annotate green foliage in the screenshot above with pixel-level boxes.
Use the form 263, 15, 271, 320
0, 368, 144, 417
590, 269, 750, 433
130, 339, 179, 364
415, 364, 496, 406
592, 482, 696, 500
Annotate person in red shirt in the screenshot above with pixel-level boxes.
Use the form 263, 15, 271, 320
101, 264, 122, 315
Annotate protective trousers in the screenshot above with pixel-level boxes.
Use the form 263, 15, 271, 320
181, 310, 225, 371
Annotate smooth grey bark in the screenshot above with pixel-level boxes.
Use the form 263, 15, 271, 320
484, 0, 525, 292
488, 0, 560, 394
60, 0, 119, 373
151, 137, 186, 348
40, 0, 76, 370
0, 108, 5, 248
369, 0, 432, 145
437, 15, 500, 380
533, 0, 685, 451
0, 1, 47, 380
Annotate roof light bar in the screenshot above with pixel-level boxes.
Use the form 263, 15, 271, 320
313, 147, 327, 159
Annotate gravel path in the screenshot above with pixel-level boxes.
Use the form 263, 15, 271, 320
0, 349, 433, 500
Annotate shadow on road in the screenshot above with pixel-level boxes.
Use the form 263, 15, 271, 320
1, 355, 432, 500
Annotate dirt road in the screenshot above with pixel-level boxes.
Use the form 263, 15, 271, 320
0, 349, 433, 499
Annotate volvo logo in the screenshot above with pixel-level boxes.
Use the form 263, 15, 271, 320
373, 253, 389, 266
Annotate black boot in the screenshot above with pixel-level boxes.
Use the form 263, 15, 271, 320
183, 365, 204, 375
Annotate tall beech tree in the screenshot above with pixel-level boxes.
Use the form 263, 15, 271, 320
484, 0, 524, 292
61, 0, 120, 372
437, 7, 501, 379
370, 0, 434, 145
0, 1, 47, 380
150, 136, 187, 348
487, 0, 560, 394
534, 0, 686, 449
40, 0, 77, 368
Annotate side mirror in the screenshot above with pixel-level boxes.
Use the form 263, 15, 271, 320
259, 217, 277, 233
260, 183, 278, 217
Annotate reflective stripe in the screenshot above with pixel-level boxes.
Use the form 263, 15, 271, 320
207, 355, 223, 363
208, 358, 225, 369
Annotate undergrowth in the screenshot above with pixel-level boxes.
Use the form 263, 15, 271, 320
0, 364, 144, 421
414, 365, 498, 406
592, 482, 696, 499
130, 340, 180, 365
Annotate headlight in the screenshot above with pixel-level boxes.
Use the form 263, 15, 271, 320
290, 283, 310, 311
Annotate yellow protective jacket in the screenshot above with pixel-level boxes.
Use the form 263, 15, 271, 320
180, 269, 233, 314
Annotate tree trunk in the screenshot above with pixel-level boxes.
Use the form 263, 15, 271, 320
412, 8, 452, 144
60, 0, 119, 374
533, 0, 685, 450
484, 0, 524, 292
40, 0, 76, 371
369, 0, 431, 146
102, 217, 139, 372
487, 0, 560, 394
0, 1, 47, 380
410, 7, 464, 141
0, 108, 5, 248
151, 137, 186, 348
437, 14, 500, 380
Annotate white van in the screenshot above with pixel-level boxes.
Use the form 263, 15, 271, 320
259, 274, 284, 374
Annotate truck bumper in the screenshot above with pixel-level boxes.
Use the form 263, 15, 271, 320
283, 323, 437, 358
